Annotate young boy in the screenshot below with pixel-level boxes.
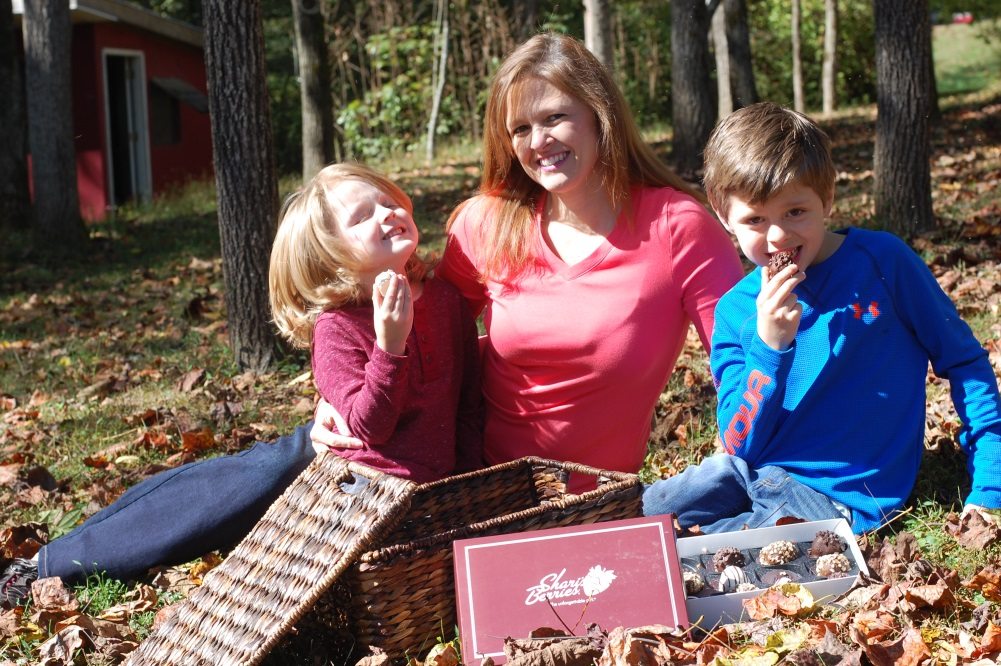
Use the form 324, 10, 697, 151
642, 102, 1001, 534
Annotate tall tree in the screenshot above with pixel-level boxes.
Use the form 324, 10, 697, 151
671, 0, 716, 174
873, 0, 934, 236
292, 0, 333, 180
204, 0, 281, 371
710, 2, 732, 119
22, 0, 84, 251
724, 0, 758, 109
822, 0, 837, 114
926, 15, 941, 122
426, 0, 449, 164
583, 0, 613, 71
791, 0, 804, 112
0, 0, 30, 230
509, 0, 539, 42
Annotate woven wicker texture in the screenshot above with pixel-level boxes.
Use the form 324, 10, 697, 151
123, 455, 416, 666
327, 457, 642, 658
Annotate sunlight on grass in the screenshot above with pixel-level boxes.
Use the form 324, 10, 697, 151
934, 19, 1001, 96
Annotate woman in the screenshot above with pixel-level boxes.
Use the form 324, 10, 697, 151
314, 33, 743, 490
3, 33, 742, 601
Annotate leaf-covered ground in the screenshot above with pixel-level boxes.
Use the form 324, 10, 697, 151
1, 91, 1000, 664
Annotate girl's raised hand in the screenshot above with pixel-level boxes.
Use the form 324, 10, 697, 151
372, 271, 413, 355
756, 264, 804, 351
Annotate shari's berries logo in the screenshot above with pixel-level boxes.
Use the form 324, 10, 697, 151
524, 565, 617, 607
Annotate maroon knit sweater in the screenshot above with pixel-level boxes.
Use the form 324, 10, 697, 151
311, 277, 483, 482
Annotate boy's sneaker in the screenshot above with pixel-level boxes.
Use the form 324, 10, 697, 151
0, 558, 38, 609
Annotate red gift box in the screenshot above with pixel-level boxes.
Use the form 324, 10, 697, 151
453, 515, 688, 664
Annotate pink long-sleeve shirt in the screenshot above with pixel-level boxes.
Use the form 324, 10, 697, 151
438, 186, 743, 489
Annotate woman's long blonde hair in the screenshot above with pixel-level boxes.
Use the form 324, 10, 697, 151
269, 163, 432, 349
452, 32, 701, 283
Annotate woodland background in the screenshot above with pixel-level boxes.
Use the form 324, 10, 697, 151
2, 0, 1001, 664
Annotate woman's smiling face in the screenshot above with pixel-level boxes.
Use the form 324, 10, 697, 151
505, 77, 602, 198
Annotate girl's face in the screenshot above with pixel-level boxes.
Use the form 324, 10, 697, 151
505, 77, 602, 200
326, 179, 417, 285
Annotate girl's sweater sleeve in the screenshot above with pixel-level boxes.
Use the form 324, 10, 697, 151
711, 282, 797, 464
879, 234, 1001, 508
312, 313, 409, 447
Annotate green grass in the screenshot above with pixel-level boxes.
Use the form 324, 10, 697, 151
934, 19, 1001, 95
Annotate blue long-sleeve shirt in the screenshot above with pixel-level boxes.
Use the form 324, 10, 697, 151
711, 228, 1001, 532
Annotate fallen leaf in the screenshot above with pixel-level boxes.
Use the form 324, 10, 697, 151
851, 609, 897, 643
855, 626, 930, 666
904, 582, 956, 610
743, 583, 816, 619
180, 427, 215, 454
36, 625, 92, 666
944, 510, 1001, 549
965, 565, 1001, 602
976, 621, 1001, 657
189, 552, 223, 584
177, 368, 206, 392
30, 577, 78, 613
97, 584, 158, 622
424, 642, 460, 666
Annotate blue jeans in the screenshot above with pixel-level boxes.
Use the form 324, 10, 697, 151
641, 454, 848, 534
39, 424, 317, 584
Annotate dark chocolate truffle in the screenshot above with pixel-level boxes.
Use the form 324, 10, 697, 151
711, 546, 745, 572
808, 530, 846, 557
767, 249, 796, 279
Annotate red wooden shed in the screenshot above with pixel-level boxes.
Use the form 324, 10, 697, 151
14, 0, 213, 220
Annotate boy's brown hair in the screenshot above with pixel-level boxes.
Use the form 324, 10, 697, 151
703, 102, 836, 220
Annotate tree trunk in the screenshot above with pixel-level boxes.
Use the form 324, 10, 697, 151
724, 0, 757, 109
791, 0, 804, 112
926, 15, 941, 122
511, 0, 539, 42
710, 2, 732, 119
873, 0, 934, 237
0, 0, 30, 230
426, 0, 449, 165
292, 0, 333, 180
822, 0, 837, 114
671, 0, 715, 175
204, 0, 281, 371
583, 0, 613, 71
22, 0, 84, 252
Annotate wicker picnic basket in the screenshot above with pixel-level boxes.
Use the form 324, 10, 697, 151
125, 454, 642, 665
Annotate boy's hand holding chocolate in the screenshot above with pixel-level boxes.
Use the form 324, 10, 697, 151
757, 255, 804, 351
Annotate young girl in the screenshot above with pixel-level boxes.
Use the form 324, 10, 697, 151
268, 163, 483, 482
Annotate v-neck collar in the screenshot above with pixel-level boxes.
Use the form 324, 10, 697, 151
534, 194, 624, 280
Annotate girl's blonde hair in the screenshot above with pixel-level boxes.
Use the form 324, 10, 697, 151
452, 32, 701, 282
269, 163, 432, 349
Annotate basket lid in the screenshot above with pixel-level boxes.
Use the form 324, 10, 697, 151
123, 455, 417, 665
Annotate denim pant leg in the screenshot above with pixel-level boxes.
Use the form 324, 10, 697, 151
642, 454, 756, 529
700, 464, 848, 534
39, 423, 317, 584
643, 455, 848, 535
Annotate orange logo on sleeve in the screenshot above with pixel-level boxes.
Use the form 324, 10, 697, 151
721, 370, 772, 454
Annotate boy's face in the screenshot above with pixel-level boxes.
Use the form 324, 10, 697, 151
717, 181, 835, 272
